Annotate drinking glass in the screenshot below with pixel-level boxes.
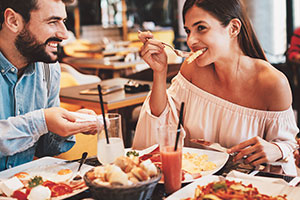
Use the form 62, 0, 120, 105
158, 125, 184, 195
97, 113, 125, 165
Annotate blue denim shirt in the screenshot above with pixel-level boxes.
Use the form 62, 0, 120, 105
0, 52, 75, 171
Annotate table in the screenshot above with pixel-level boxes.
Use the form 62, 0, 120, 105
66, 156, 300, 200
62, 57, 146, 79
60, 77, 152, 147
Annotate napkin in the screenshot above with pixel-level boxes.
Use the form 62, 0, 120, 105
69, 111, 109, 128
226, 170, 289, 186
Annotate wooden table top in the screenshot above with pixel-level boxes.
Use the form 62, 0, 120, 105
59, 77, 152, 113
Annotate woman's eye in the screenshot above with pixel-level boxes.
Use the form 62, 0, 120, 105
197, 25, 206, 31
185, 29, 190, 35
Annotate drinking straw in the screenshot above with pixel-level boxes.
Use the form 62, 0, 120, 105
174, 102, 184, 151
97, 84, 110, 144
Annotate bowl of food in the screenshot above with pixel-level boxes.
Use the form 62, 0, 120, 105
84, 155, 162, 200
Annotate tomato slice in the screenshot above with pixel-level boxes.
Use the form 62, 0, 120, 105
50, 183, 73, 197
11, 190, 27, 200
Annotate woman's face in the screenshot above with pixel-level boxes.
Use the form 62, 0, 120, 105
184, 5, 232, 66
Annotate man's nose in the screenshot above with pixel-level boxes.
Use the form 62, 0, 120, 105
56, 22, 69, 40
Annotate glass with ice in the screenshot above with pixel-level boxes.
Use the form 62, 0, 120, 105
158, 125, 184, 195
97, 113, 125, 165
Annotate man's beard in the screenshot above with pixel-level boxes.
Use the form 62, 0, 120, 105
15, 27, 62, 64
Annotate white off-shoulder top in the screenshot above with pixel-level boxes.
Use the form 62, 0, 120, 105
132, 72, 299, 175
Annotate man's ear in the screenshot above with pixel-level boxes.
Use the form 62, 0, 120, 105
3, 8, 24, 33
229, 18, 241, 38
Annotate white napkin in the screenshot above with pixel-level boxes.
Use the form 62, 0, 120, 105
226, 170, 289, 185
69, 111, 109, 127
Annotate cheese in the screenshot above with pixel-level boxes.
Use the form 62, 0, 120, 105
27, 185, 51, 200
0, 176, 24, 197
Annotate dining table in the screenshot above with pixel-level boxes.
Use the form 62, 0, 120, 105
63, 156, 300, 200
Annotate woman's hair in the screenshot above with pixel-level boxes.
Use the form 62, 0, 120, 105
183, 0, 267, 61
0, 0, 74, 30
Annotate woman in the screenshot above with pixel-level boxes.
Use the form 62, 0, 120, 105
132, 0, 299, 175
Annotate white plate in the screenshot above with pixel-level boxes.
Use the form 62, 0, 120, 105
166, 175, 300, 199
0, 157, 93, 200
127, 145, 229, 183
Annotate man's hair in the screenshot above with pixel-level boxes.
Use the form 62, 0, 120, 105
0, 0, 74, 30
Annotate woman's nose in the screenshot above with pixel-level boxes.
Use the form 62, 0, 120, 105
187, 34, 199, 50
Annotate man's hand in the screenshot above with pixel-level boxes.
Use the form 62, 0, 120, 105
44, 107, 98, 137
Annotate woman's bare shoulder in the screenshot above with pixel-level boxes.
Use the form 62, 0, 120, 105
255, 59, 292, 111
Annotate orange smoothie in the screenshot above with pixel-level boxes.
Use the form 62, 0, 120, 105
160, 146, 182, 194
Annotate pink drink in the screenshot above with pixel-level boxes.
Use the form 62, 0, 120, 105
161, 146, 182, 194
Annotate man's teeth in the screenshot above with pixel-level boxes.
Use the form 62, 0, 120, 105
48, 43, 58, 48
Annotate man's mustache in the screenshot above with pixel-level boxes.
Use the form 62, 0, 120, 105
45, 37, 62, 45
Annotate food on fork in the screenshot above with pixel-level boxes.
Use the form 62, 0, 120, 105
187, 49, 205, 64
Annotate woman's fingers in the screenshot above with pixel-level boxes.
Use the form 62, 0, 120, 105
138, 31, 153, 43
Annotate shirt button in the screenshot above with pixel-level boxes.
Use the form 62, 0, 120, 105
1, 69, 4, 73
11, 68, 15, 72
8, 165, 12, 168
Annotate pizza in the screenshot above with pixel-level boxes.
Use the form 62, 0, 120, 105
183, 180, 288, 200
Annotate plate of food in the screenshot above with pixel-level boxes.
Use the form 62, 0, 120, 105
166, 175, 300, 200
127, 145, 229, 183
0, 157, 93, 200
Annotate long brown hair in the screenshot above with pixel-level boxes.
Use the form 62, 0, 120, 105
183, 0, 267, 61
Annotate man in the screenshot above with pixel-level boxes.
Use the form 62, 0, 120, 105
0, 0, 99, 171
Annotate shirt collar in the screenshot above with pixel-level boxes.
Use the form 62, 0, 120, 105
0, 51, 36, 75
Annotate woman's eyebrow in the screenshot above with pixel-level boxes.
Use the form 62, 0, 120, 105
184, 20, 205, 29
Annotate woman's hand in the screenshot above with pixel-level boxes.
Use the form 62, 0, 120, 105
138, 31, 168, 73
228, 136, 283, 166
44, 107, 98, 137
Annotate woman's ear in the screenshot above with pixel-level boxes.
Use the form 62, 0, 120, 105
3, 8, 24, 33
229, 18, 241, 38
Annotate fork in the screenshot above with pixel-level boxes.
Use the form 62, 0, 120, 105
138, 30, 190, 58
161, 42, 191, 58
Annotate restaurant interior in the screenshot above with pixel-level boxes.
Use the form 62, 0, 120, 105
2, 0, 300, 199
57, 0, 300, 159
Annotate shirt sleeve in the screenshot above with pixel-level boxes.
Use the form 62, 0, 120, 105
265, 107, 299, 175
0, 110, 48, 156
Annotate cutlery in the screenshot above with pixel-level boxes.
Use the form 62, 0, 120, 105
161, 42, 191, 58
72, 152, 88, 181
189, 139, 252, 173
138, 30, 191, 58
